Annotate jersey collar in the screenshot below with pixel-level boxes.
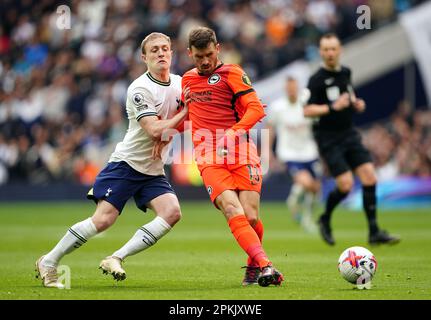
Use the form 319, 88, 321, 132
321, 63, 342, 72
198, 63, 224, 76
146, 72, 171, 86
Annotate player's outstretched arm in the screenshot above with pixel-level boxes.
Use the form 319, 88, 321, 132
139, 105, 188, 140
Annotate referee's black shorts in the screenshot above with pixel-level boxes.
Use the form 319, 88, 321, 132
314, 128, 372, 177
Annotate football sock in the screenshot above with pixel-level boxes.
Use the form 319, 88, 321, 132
42, 217, 98, 267
287, 183, 305, 209
228, 215, 271, 270
321, 188, 348, 221
363, 185, 379, 234
302, 191, 317, 231
113, 216, 171, 260
247, 219, 264, 267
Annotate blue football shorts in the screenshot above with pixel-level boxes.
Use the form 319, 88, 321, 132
87, 161, 176, 214
285, 159, 322, 179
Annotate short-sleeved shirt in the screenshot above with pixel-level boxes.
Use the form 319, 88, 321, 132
182, 63, 261, 169
109, 72, 182, 175
267, 93, 318, 162
306, 66, 355, 132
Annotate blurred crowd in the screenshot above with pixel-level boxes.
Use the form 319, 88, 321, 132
0, 0, 428, 185
362, 102, 431, 180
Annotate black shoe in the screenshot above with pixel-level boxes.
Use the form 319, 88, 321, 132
318, 215, 335, 246
369, 230, 401, 245
257, 265, 284, 287
241, 266, 261, 286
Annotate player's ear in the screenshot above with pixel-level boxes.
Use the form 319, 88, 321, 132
142, 53, 147, 63
216, 43, 220, 53
187, 48, 192, 57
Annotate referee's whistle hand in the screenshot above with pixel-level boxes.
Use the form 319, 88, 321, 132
353, 98, 366, 113
333, 93, 351, 111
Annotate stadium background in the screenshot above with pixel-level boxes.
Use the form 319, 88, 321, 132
1, 0, 431, 301
1, 0, 430, 207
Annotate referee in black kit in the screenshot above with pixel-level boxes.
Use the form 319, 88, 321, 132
303, 33, 400, 246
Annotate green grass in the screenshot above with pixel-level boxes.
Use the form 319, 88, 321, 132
0, 201, 430, 300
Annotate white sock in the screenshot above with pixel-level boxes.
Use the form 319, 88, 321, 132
42, 217, 98, 267
112, 216, 172, 260
301, 192, 317, 232
287, 183, 305, 205
303, 192, 315, 214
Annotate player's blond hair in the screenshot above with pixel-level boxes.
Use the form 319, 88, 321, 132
140, 32, 171, 54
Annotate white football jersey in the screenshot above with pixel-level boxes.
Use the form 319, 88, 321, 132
109, 72, 182, 175
267, 92, 318, 162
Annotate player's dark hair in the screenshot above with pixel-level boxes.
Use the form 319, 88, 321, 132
188, 27, 218, 49
141, 32, 171, 54
319, 33, 340, 44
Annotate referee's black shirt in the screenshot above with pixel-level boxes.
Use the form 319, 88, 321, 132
306, 66, 355, 133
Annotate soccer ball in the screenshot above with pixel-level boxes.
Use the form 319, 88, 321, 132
338, 246, 377, 287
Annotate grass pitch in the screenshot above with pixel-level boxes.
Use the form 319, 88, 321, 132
0, 201, 430, 300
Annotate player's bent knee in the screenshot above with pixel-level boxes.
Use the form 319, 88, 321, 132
242, 205, 259, 225
222, 203, 243, 219
338, 183, 352, 194
246, 215, 258, 227
362, 172, 377, 186
337, 177, 353, 193
92, 213, 117, 232
158, 204, 182, 227
168, 206, 182, 224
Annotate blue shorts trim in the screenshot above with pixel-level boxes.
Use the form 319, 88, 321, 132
87, 161, 176, 214
286, 159, 322, 179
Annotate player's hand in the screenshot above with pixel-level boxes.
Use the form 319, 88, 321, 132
152, 139, 170, 160
182, 86, 191, 112
216, 129, 236, 158
352, 98, 366, 113
332, 93, 350, 111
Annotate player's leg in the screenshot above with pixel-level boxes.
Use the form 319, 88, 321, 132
238, 190, 262, 284
294, 170, 319, 233
354, 162, 400, 245
286, 164, 305, 223
101, 176, 180, 281
345, 130, 400, 245
233, 163, 284, 286
216, 190, 282, 287
111, 193, 180, 261
215, 189, 271, 269
37, 200, 119, 287
318, 170, 353, 245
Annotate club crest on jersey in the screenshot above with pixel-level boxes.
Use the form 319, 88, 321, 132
133, 93, 145, 106
208, 74, 221, 85
207, 186, 213, 195
242, 73, 252, 86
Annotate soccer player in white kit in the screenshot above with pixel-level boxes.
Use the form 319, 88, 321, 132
267, 77, 321, 232
35, 33, 188, 288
